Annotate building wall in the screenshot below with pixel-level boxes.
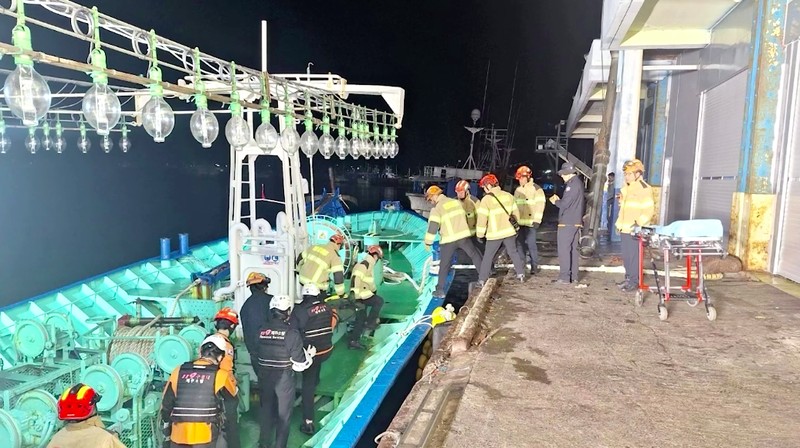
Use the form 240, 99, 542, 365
663, 50, 702, 223
698, 0, 756, 92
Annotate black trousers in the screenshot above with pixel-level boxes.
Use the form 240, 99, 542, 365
301, 352, 331, 422
351, 295, 384, 342
557, 226, 580, 282
258, 368, 296, 448
223, 394, 240, 448
436, 238, 483, 294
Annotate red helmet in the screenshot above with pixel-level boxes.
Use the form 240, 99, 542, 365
330, 232, 345, 245
214, 307, 239, 325
455, 180, 470, 193
515, 166, 532, 180
58, 383, 100, 421
367, 245, 383, 259
478, 174, 499, 188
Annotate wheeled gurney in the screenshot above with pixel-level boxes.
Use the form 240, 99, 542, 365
632, 219, 726, 321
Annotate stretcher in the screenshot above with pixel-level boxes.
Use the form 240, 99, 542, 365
632, 219, 725, 321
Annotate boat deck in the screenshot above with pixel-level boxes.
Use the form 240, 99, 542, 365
384, 270, 800, 447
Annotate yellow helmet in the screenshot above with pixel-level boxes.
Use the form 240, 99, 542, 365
623, 159, 645, 174
424, 185, 443, 200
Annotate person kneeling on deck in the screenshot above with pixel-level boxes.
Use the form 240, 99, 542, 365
476, 174, 526, 285
348, 245, 387, 350
425, 185, 483, 297
161, 335, 238, 448
615, 159, 655, 292
298, 232, 346, 301
257, 295, 316, 448
514, 165, 545, 274
291, 283, 339, 435
47, 384, 126, 448
212, 307, 241, 448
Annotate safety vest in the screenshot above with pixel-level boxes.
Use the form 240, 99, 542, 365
615, 179, 656, 233
351, 255, 378, 299
514, 182, 545, 227
424, 195, 472, 245
460, 195, 478, 236
171, 363, 222, 424
299, 300, 337, 355
476, 186, 519, 240
257, 320, 294, 370
298, 242, 345, 296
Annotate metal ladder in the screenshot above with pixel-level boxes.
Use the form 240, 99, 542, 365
534, 121, 592, 179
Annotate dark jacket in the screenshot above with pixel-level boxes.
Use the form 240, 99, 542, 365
555, 175, 585, 226
240, 288, 271, 363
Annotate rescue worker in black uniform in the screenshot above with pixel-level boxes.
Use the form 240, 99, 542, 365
550, 162, 585, 284
256, 294, 316, 448
240, 272, 272, 368
161, 334, 238, 448
290, 283, 339, 435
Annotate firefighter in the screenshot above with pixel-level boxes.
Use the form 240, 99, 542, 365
424, 185, 483, 297
161, 334, 238, 448
240, 272, 271, 368
549, 162, 585, 284
290, 283, 339, 435
297, 233, 346, 301
475, 174, 526, 285
513, 166, 546, 274
348, 245, 387, 349
455, 180, 479, 238
615, 159, 656, 292
256, 295, 316, 448
47, 384, 126, 448
212, 307, 240, 448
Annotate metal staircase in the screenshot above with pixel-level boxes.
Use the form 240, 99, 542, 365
535, 121, 592, 179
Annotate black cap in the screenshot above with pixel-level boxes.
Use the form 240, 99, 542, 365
557, 162, 576, 175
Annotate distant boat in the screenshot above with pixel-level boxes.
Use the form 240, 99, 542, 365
405, 165, 484, 216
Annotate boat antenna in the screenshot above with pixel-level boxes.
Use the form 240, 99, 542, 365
480, 60, 490, 121
507, 60, 519, 130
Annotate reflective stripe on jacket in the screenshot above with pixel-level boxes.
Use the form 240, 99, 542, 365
514, 182, 545, 226
615, 179, 655, 233
351, 254, 378, 299
460, 195, 478, 235
298, 242, 345, 296
476, 186, 520, 240
425, 195, 472, 245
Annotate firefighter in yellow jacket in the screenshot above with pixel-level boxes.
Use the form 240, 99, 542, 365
297, 233, 346, 300
47, 384, 126, 448
455, 180, 479, 237
348, 245, 386, 349
615, 159, 656, 292
476, 174, 526, 285
513, 166, 545, 274
424, 185, 483, 297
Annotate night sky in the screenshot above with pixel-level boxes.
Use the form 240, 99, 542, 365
0, 0, 600, 305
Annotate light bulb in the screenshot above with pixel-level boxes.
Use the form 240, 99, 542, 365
350, 138, 362, 158
82, 84, 121, 136
280, 126, 300, 155
255, 122, 279, 153
54, 136, 66, 154
300, 129, 319, 157
25, 133, 40, 154
78, 136, 91, 154
4, 64, 51, 126
225, 115, 251, 149
335, 135, 349, 159
142, 96, 175, 143
101, 135, 113, 153
319, 133, 335, 159
41, 129, 52, 151
0, 135, 9, 154
119, 134, 131, 153
391, 141, 399, 157
190, 108, 219, 148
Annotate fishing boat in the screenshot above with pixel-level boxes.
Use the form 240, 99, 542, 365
0, 2, 452, 447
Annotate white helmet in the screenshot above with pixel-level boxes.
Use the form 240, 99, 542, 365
302, 284, 320, 297
200, 334, 227, 353
270, 294, 294, 313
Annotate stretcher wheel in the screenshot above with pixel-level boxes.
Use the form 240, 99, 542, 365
658, 305, 669, 321
634, 290, 644, 307
706, 305, 717, 322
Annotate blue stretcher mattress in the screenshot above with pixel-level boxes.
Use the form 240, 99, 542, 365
653, 219, 724, 239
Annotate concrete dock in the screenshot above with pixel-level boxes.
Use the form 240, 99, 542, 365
378, 270, 800, 448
